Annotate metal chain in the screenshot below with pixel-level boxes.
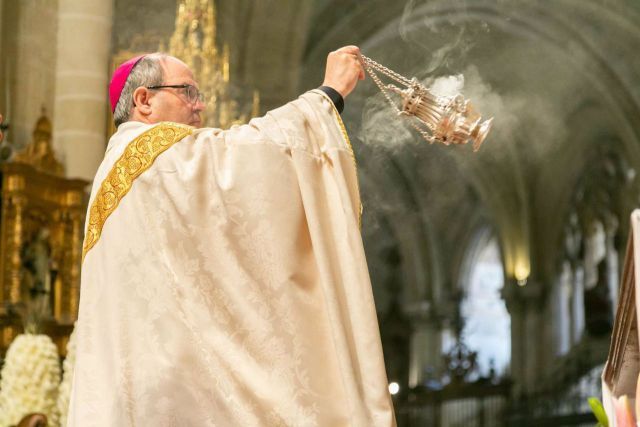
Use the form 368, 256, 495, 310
363, 61, 402, 115
360, 54, 413, 87
360, 54, 436, 143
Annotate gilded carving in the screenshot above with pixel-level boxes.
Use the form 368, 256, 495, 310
13, 110, 64, 177
0, 113, 88, 355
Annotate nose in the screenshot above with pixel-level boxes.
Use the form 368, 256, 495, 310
193, 99, 206, 112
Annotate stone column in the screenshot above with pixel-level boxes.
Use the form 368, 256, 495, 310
552, 263, 572, 356
503, 280, 544, 396
570, 264, 585, 344
7, 0, 58, 146
522, 284, 544, 392
53, 0, 114, 181
408, 312, 442, 388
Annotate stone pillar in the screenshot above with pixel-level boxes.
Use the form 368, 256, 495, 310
570, 264, 585, 344
53, 0, 113, 181
552, 262, 572, 356
522, 285, 544, 392
503, 280, 544, 396
408, 313, 442, 387
8, 0, 58, 147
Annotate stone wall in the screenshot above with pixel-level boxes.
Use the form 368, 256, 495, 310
1, 0, 59, 149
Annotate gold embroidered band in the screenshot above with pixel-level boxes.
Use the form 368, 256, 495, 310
82, 122, 193, 260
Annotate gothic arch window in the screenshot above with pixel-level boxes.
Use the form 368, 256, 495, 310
458, 229, 511, 378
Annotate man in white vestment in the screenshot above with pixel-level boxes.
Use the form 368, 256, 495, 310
68, 45, 396, 426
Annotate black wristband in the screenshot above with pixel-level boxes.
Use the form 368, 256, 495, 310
317, 86, 345, 114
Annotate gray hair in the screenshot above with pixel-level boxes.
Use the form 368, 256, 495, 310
113, 54, 166, 127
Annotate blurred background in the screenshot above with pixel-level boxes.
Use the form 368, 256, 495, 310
2, 0, 640, 425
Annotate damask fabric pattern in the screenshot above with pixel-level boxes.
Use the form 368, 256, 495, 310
68, 90, 396, 426
82, 123, 193, 259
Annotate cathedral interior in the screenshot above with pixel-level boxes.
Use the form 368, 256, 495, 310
2, 0, 640, 425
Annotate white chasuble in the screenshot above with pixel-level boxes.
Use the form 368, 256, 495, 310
68, 90, 396, 427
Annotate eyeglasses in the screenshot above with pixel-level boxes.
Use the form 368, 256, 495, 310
146, 84, 205, 104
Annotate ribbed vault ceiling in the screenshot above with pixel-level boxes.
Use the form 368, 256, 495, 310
112, 0, 640, 318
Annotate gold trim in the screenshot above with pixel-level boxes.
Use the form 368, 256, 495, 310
82, 123, 193, 260
316, 90, 364, 228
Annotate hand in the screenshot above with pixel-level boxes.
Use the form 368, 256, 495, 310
321, 45, 365, 99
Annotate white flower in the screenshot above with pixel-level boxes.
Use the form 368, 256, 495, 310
0, 334, 61, 426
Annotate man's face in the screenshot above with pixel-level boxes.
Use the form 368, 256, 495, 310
146, 57, 205, 127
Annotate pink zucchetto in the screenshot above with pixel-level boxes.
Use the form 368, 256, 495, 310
109, 54, 146, 113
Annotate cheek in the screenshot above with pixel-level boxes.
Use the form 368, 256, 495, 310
160, 98, 189, 120
176, 107, 192, 122
151, 97, 172, 118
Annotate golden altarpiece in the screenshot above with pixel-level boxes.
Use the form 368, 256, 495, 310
0, 112, 87, 356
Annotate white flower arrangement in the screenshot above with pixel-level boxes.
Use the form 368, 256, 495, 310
0, 333, 61, 427
57, 323, 77, 427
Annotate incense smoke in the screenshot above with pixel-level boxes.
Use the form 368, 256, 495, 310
355, 0, 570, 244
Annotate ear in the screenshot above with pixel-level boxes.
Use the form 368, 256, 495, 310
132, 87, 153, 116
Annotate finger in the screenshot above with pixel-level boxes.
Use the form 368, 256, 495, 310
335, 52, 357, 63
351, 58, 365, 80
336, 45, 360, 55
